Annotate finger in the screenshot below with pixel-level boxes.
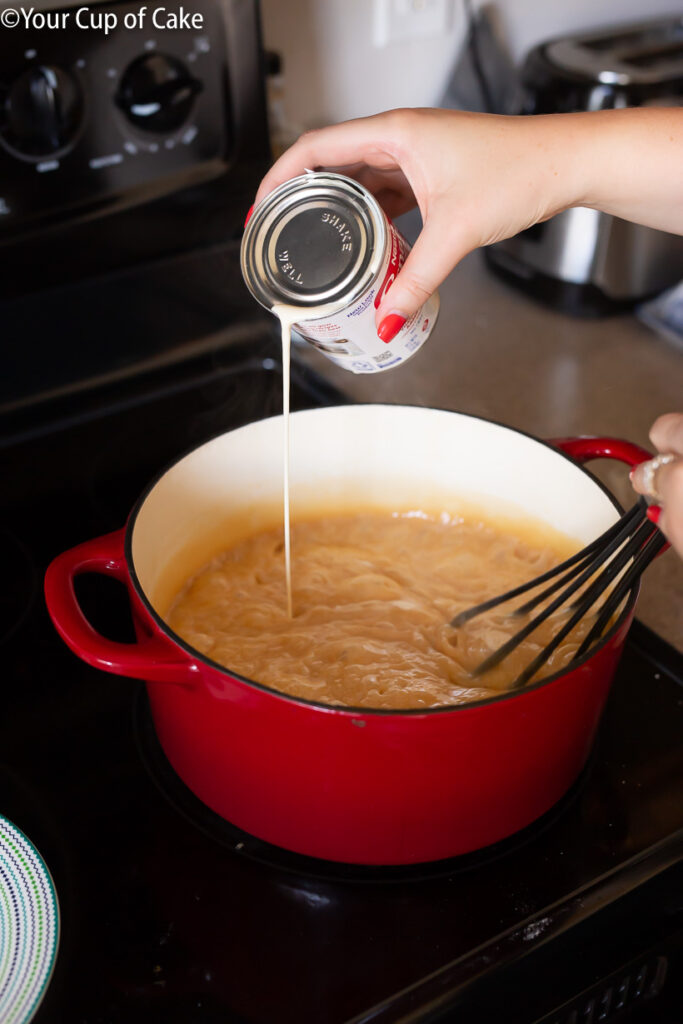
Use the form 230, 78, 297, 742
348, 164, 413, 198
631, 454, 680, 505
654, 458, 683, 558
254, 116, 401, 205
373, 188, 417, 219
630, 455, 668, 498
320, 162, 410, 192
261, 159, 415, 220
375, 211, 470, 336
650, 412, 683, 456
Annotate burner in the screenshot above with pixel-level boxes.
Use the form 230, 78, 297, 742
0, 529, 38, 646
3, 323, 683, 1020
133, 688, 591, 884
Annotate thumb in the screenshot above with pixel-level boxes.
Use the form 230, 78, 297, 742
375, 215, 468, 341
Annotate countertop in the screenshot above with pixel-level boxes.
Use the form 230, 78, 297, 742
294, 246, 683, 653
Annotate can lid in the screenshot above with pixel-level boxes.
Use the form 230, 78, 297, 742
241, 171, 385, 311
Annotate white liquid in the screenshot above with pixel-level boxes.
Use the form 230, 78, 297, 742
272, 302, 344, 618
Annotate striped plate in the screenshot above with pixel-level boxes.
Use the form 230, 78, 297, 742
0, 816, 59, 1024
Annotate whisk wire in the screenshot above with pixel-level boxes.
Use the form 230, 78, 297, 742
513, 501, 645, 618
512, 516, 659, 689
573, 526, 666, 658
450, 500, 644, 629
453, 498, 662, 688
565, 513, 654, 613
470, 502, 649, 679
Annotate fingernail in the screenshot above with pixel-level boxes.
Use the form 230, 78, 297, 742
244, 204, 255, 228
377, 313, 406, 343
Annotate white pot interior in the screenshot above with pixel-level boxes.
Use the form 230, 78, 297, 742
130, 406, 621, 618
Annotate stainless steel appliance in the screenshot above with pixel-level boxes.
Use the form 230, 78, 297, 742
486, 17, 683, 316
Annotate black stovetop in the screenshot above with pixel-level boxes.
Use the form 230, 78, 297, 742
1, 333, 682, 1024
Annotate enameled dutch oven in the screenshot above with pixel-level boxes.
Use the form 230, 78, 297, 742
44, 406, 652, 865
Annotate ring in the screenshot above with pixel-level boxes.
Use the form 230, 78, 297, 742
639, 452, 675, 504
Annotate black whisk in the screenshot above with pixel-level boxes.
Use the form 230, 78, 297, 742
451, 498, 666, 689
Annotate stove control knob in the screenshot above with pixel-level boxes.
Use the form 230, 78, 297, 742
115, 54, 202, 133
0, 65, 84, 158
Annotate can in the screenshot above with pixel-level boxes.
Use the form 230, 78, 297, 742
241, 171, 439, 374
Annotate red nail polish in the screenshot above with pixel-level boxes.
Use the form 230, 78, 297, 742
244, 204, 255, 228
377, 314, 406, 343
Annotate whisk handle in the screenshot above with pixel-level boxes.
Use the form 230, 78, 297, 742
550, 436, 661, 527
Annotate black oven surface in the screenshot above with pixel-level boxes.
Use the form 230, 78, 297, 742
1, 338, 682, 1024
0, 240, 270, 421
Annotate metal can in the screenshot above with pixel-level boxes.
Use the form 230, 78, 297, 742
241, 171, 439, 374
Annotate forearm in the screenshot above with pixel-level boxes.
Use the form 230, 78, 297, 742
552, 107, 683, 234
253, 105, 683, 330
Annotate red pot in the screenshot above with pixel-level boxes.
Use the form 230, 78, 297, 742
44, 406, 651, 865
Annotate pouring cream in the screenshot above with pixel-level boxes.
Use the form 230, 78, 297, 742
243, 172, 440, 616
272, 301, 345, 617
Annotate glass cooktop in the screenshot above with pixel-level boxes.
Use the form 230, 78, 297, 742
1, 336, 682, 1023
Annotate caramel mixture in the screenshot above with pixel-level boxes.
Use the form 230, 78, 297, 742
167, 511, 594, 710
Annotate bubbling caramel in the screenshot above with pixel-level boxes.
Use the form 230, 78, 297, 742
166, 510, 597, 710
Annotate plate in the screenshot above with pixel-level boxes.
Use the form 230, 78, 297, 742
0, 815, 59, 1024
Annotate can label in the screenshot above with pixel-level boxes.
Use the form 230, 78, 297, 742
293, 220, 439, 374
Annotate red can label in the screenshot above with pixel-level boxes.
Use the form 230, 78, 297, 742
294, 216, 439, 375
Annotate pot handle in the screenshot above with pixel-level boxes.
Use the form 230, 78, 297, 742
550, 436, 651, 468
550, 436, 660, 524
44, 529, 199, 686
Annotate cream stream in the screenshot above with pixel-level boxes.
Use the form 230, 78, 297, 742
272, 302, 344, 618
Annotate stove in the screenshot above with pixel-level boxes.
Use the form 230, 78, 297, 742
1, 289, 682, 1021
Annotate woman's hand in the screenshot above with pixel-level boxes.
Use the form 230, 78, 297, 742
254, 106, 683, 340
631, 414, 683, 559
255, 108, 586, 339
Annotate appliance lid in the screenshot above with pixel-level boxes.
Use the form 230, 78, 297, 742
543, 17, 683, 87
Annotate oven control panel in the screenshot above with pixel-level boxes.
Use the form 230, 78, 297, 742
0, 0, 230, 238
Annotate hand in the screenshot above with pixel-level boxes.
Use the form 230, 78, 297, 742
255, 108, 584, 339
631, 414, 683, 559
254, 106, 683, 340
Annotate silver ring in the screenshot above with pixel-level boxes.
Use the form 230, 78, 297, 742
640, 452, 675, 504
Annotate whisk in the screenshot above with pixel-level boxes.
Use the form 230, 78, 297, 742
451, 497, 666, 689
